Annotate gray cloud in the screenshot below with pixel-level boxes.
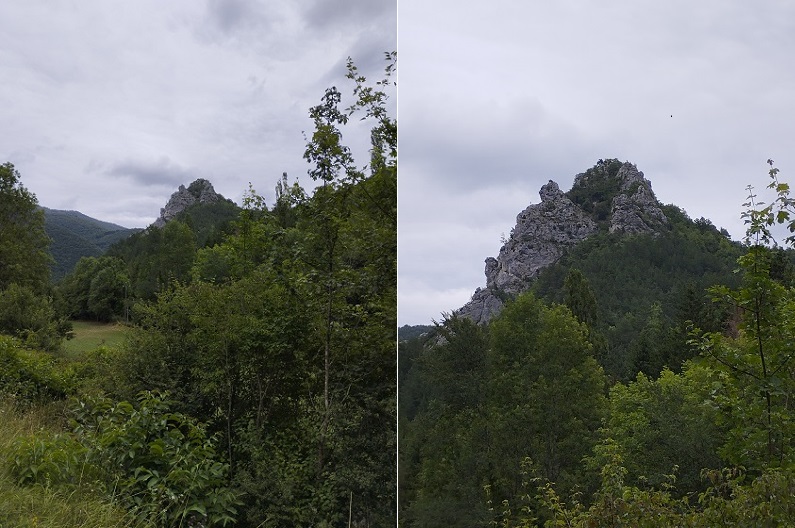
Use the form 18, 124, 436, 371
107, 157, 199, 188
303, 0, 394, 33
398, 0, 795, 325
206, 0, 262, 33
0, 1, 394, 228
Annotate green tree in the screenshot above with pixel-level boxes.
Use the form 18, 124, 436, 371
695, 245, 795, 469
563, 268, 598, 329
0, 162, 51, 292
487, 293, 607, 502
107, 219, 196, 300
597, 365, 724, 495
400, 316, 490, 527
0, 283, 67, 351
111, 53, 397, 527
402, 294, 607, 527
630, 301, 671, 377
486, 162, 795, 527
59, 256, 129, 321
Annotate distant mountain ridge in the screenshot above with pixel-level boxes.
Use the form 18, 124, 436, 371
43, 207, 140, 280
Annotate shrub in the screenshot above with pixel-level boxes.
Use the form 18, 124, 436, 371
0, 336, 74, 405
8, 391, 240, 527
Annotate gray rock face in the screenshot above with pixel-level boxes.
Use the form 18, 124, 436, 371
487, 180, 597, 293
456, 161, 668, 325
457, 181, 597, 325
455, 286, 505, 326
607, 163, 668, 235
152, 179, 224, 228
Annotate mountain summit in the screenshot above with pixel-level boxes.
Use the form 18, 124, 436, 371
152, 178, 228, 228
457, 159, 669, 324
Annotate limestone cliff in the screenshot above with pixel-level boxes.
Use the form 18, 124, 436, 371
456, 160, 668, 324
605, 164, 669, 235
152, 179, 227, 228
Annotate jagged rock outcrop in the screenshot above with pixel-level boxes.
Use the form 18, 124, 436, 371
456, 161, 668, 325
607, 164, 668, 234
457, 181, 597, 324
152, 179, 225, 228
486, 180, 597, 293
456, 286, 506, 327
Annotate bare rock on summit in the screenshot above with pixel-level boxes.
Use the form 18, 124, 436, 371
456, 160, 668, 325
607, 164, 668, 235
153, 179, 224, 228
456, 181, 597, 325
487, 180, 597, 293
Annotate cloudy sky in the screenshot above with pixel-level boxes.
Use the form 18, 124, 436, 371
1, 0, 395, 228
398, 0, 795, 326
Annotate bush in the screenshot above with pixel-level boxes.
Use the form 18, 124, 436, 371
0, 284, 68, 351
0, 336, 74, 405
11, 432, 102, 490
10, 390, 240, 527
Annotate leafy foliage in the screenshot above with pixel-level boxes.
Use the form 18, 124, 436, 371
11, 391, 239, 527
401, 293, 607, 526
0, 54, 396, 526
58, 256, 130, 322
0, 335, 74, 404
398, 324, 435, 342
103, 53, 397, 526
532, 209, 743, 381
106, 220, 197, 300
694, 244, 795, 470
0, 162, 52, 293
565, 158, 625, 227
401, 161, 795, 527
0, 283, 70, 351
0, 398, 144, 528
597, 366, 723, 495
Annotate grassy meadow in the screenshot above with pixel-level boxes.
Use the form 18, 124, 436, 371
0, 322, 145, 527
61, 321, 128, 357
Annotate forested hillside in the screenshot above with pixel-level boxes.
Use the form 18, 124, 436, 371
399, 160, 795, 526
0, 54, 396, 527
43, 208, 140, 280
530, 204, 748, 381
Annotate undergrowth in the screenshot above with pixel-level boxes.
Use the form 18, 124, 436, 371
0, 398, 142, 528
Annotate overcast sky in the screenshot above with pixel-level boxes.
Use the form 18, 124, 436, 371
1, 0, 395, 228
398, 0, 795, 326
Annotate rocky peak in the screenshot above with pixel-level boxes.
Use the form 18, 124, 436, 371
608, 163, 668, 235
539, 180, 564, 202
152, 178, 225, 228
455, 160, 669, 325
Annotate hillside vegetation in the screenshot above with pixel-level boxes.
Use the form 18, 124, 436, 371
531, 204, 748, 381
0, 54, 396, 527
399, 160, 795, 527
43, 208, 140, 280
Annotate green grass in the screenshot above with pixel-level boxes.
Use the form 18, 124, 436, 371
0, 334, 141, 526
61, 321, 128, 358
0, 399, 142, 528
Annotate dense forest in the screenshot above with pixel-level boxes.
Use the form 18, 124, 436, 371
42, 208, 141, 281
0, 54, 395, 527
399, 161, 795, 526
